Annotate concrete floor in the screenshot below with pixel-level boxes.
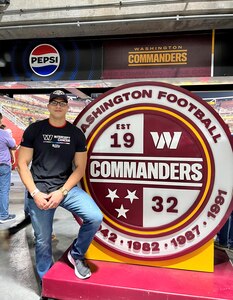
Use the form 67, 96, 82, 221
1, 171, 233, 300
0, 171, 79, 300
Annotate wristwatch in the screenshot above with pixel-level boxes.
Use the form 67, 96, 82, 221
60, 187, 68, 197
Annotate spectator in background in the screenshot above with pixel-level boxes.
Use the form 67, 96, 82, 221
215, 211, 233, 252
0, 118, 16, 166
28, 116, 34, 125
0, 112, 17, 223
229, 213, 233, 252
215, 133, 233, 252
5, 128, 16, 167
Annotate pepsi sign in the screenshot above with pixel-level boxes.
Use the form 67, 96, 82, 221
29, 44, 60, 77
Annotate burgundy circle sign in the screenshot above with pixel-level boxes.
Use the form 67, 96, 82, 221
74, 82, 233, 260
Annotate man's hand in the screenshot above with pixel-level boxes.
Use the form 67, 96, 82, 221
33, 192, 51, 210
43, 190, 64, 210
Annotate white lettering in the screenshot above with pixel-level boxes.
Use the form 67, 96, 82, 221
90, 160, 203, 182
150, 132, 182, 149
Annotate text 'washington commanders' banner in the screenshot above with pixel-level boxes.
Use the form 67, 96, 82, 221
102, 34, 212, 79
74, 82, 233, 272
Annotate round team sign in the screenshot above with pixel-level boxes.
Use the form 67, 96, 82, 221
29, 44, 60, 77
74, 82, 233, 260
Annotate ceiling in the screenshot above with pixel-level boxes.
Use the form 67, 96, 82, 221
0, 1, 233, 40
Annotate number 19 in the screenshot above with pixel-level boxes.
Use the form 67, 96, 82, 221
110, 133, 135, 148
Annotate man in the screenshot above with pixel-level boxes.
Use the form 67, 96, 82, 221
215, 210, 233, 252
17, 90, 103, 280
0, 112, 17, 223
215, 133, 233, 252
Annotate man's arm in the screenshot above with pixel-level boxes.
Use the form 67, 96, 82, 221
62, 151, 87, 191
17, 146, 35, 193
7, 136, 16, 150
9, 149, 16, 165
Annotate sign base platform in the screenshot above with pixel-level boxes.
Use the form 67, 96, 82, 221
85, 239, 214, 273
42, 248, 233, 300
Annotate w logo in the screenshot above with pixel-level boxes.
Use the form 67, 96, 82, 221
150, 132, 182, 149
43, 134, 53, 141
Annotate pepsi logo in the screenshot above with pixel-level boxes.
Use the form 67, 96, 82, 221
29, 44, 60, 77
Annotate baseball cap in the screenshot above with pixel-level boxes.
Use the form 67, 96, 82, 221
49, 90, 68, 103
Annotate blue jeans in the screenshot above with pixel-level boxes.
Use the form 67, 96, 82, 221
228, 212, 233, 248
27, 186, 103, 279
217, 210, 233, 247
0, 164, 11, 219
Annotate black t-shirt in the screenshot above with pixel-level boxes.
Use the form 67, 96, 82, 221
21, 119, 87, 195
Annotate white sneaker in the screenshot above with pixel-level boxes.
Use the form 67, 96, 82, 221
0, 214, 16, 224
67, 251, 91, 279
